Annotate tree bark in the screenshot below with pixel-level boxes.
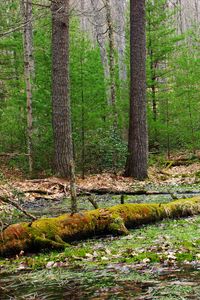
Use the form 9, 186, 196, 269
90, 0, 110, 104
51, 0, 73, 178
114, 0, 127, 82
21, 0, 34, 175
1, 196, 200, 257
125, 0, 148, 180
105, 0, 117, 110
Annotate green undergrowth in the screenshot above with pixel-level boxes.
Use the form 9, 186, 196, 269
1, 215, 200, 299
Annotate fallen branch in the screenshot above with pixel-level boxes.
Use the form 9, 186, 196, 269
165, 158, 198, 167
23, 190, 54, 195
87, 195, 99, 209
0, 196, 37, 221
1, 196, 200, 257
78, 188, 200, 196
0, 153, 29, 157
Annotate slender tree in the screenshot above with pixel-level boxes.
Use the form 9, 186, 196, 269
51, 0, 73, 178
90, 0, 110, 104
114, 0, 127, 82
21, 0, 34, 175
80, 0, 86, 179
105, 0, 116, 108
125, 0, 148, 180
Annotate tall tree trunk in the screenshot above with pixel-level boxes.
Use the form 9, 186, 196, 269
80, 1, 86, 179
194, 0, 199, 23
178, 0, 184, 34
51, 0, 73, 178
90, 0, 110, 104
105, 0, 117, 108
114, 0, 127, 82
21, 0, 34, 175
80, 0, 87, 32
147, 11, 158, 148
165, 95, 170, 159
125, 0, 148, 180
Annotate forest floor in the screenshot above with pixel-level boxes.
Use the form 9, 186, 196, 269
1, 217, 200, 299
1, 152, 200, 299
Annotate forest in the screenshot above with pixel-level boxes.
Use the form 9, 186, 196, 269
0, 0, 200, 299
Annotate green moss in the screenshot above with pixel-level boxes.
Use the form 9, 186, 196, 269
123, 252, 160, 263
2, 197, 200, 257
30, 218, 59, 239
176, 252, 195, 262
33, 236, 66, 250
63, 245, 93, 259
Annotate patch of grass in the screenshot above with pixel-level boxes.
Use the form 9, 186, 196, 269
64, 245, 92, 258
151, 284, 193, 300
118, 270, 152, 282
122, 252, 160, 263
176, 252, 195, 262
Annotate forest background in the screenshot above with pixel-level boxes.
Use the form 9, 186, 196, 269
0, 0, 200, 178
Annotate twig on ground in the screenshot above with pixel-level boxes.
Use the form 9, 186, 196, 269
0, 196, 37, 221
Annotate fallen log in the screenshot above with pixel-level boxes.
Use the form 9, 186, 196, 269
1, 196, 200, 257
78, 188, 168, 196
78, 188, 200, 196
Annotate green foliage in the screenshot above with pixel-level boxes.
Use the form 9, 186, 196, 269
0, 0, 199, 175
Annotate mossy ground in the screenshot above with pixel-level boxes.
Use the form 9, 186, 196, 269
1, 215, 200, 299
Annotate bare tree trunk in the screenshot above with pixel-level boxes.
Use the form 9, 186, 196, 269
125, 0, 148, 180
70, 160, 77, 214
188, 97, 196, 155
105, 0, 116, 108
166, 97, 170, 159
80, 1, 86, 179
147, 9, 158, 148
114, 0, 127, 82
194, 0, 199, 23
90, 0, 110, 104
178, 0, 184, 33
80, 0, 87, 32
51, 0, 73, 178
21, 0, 34, 175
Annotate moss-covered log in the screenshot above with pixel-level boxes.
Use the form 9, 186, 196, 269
1, 197, 200, 257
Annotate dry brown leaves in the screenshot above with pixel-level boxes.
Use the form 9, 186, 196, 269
1, 159, 200, 205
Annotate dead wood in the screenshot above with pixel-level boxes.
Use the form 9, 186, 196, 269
1, 196, 200, 257
0, 196, 36, 221
87, 195, 99, 209
23, 190, 54, 195
0, 153, 29, 157
77, 188, 200, 196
